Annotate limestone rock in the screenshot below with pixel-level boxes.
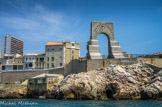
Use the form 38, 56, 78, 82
48, 64, 154, 100
141, 69, 162, 100
0, 84, 27, 98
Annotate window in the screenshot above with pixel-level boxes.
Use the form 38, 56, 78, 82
38, 79, 42, 84
72, 49, 74, 54
6, 66, 12, 70
47, 51, 49, 56
52, 63, 54, 67
52, 51, 54, 55
47, 57, 49, 62
40, 58, 44, 62
60, 63, 62, 66
72, 49, 74, 59
52, 57, 54, 61
26, 58, 28, 61
72, 43, 75, 46
47, 63, 49, 68
29, 57, 31, 60
2, 61, 6, 64
18, 65, 23, 70
72, 54, 74, 59
60, 46, 63, 50
60, 56, 62, 61
52, 46, 55, 50
29, 63, 33, 67
60, 49, 62, 55
47, 46, 50, 51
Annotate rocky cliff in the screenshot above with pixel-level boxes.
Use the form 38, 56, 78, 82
48, 64, 162, 100
141, 69, 162, 100
0, 84, 27, 98
0, 63, 161, 100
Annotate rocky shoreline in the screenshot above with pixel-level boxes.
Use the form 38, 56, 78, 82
0, 63, 161, 100
47, 63, 162, 100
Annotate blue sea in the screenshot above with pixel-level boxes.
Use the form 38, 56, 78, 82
0, 99, 161, 107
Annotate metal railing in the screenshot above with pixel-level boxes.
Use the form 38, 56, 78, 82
0, 66, 64, 72
86, 54, 158, 59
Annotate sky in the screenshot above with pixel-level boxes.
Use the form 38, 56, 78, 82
0, 0, 162, 57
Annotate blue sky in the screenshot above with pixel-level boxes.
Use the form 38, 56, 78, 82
0, 0, 162, 56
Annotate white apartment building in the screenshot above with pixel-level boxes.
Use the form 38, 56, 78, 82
24, 54, 39, 69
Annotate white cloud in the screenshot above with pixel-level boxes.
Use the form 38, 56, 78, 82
0, 3, 83, 54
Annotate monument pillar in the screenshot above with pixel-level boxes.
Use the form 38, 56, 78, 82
87, 21, 125, 59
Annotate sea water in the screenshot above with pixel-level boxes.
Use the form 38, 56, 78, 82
0, 99, 161, 107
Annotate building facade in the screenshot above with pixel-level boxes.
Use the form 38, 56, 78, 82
0, 58, 3, 71
35, 54, 45, 69
64, 42, 80, 64
24, 54, 39, 69
45, 42, 80, 68
0, 54, 24, 71
1, 34, 24, 57
0, 52, 1, 58
28, 74, 64, 95
13, 55, 24, 70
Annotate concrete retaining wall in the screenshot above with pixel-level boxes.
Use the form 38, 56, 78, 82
137, 58, 162, 67
1, 68, 64, 84
86, 58, 138, 71
0, 58, 139, 83
64, 58, 138, 73
64, 59, 86, 76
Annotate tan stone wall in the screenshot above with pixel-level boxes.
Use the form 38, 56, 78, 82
75, 43, 80, 48
74, 49, 80, 59
86, 59, 138, 71
64, 42, 80, 65
64, 59, 86, 76
65, 42, 71, 47
65, 48, 72, 64
137, 58, 162, 66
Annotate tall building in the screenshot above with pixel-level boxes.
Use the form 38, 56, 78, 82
1, 34, 24, 57
45, 42, 80, 68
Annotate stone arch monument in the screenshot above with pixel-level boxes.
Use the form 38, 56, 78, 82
87, 21, 125, 59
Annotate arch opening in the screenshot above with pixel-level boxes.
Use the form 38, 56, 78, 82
87, 21, 125, 59
97, 34, 109, 59
29, 63, 33, 67
106, 89, 113, 99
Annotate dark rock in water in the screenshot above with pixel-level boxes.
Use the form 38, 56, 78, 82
48, 64, 159, 100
